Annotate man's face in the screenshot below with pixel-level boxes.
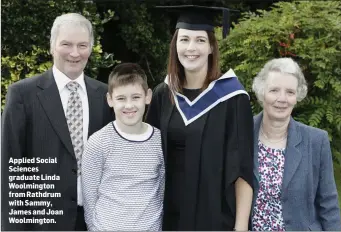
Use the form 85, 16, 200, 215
52, 24, 91, 79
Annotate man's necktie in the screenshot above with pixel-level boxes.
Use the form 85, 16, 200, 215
66, 81, 83, 176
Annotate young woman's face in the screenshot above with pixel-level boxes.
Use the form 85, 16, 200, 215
176, 29, 212, 73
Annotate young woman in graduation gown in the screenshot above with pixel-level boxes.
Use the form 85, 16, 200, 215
145, 6, 254, 231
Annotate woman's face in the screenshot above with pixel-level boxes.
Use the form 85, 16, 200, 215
176, 29, 212, 73
263, 71, 298, 122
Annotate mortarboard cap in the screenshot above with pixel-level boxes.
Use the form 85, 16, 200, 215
155, 5, 238, 38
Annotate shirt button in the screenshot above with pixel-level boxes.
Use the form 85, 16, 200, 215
72, 168, 77, 174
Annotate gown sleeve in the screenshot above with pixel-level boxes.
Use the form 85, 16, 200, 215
228, 94, 254, 188
145, 83, 167, 129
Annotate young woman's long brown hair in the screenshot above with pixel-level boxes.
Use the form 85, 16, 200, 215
166, 29, 221, 97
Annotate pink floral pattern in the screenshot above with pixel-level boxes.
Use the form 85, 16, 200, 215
252, 141, 286, 231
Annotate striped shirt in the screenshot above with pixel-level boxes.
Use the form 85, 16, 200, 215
82, 121, 165, 231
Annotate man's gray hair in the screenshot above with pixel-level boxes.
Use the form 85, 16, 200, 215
50, 13, 94, 53
252, 57, 308, 105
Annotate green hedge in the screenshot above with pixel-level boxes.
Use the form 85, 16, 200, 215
219, 1, 341, 163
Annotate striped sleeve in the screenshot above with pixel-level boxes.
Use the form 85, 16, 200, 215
81, 130, 105, 231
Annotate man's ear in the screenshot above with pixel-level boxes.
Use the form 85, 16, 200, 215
106, 92, 113, 108
145, 88, 153, 105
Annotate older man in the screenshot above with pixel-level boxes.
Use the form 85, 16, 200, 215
1, 13, 113, 230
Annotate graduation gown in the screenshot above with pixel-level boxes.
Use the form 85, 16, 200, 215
145, 70, 254, 230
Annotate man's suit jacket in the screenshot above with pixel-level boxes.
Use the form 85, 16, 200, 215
1, 69, 114, 230
252, 112, 341, 231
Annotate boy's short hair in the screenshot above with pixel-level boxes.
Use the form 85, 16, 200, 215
108, 63, 148, 94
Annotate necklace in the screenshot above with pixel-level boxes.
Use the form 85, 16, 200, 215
260, 126, 287, 144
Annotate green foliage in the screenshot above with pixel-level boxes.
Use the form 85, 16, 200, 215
1, 0, 117, 110
1, 47, 53, 108
101, 1, 171, 88
219, 1, 341, 165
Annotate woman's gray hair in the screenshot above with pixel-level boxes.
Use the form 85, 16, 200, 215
252, 57, 308, 105
50, 13, 94, 53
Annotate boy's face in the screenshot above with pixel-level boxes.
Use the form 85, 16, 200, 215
107, 83, 152, 127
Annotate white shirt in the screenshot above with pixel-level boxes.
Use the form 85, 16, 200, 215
53, 65, 89, 206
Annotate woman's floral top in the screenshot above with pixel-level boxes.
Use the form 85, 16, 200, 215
252, 141, 286, 231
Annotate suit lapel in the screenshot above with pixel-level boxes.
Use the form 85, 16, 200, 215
36, 69, 75, 157
253, 113, 263, 182
282, 118, 302, 190
85, 76, 103, 137
253, 112, 303, 189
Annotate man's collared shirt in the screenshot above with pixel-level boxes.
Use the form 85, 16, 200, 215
53, 65, 89, 206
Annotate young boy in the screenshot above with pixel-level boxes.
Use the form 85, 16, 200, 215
81, 63, 165, 231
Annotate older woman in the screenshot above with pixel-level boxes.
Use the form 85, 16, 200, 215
251, 57, 341, 231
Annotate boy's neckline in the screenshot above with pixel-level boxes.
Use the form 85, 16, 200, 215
113, 121, 154, 142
